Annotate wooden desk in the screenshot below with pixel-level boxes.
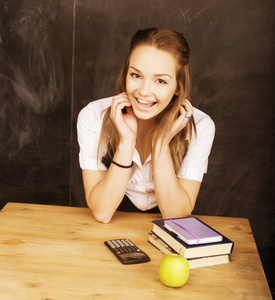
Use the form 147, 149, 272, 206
0, 203, 271, 300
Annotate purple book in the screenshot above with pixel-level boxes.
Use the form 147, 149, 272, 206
164, 217, 223, 245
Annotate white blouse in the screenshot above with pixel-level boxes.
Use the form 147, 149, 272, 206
77, 96, 215, 211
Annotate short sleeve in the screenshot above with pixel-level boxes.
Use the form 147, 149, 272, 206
77, 98, 112, 170
177, 108, 215, 182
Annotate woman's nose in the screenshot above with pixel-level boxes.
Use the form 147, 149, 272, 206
138, 80, 152, 97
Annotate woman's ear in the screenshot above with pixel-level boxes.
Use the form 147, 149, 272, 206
175, 85, 180, 96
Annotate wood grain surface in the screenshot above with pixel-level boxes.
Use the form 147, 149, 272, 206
0, 202, 271, 299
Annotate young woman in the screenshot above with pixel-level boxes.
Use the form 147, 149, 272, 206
77, 28, 215, 223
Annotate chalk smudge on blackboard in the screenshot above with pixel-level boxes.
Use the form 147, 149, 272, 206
180, 0, 217, 25
0, 0, 64, 159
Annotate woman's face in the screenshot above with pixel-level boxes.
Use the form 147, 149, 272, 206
126, 45, 178, 121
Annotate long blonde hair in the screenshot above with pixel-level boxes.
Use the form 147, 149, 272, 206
99, 28, 196, 173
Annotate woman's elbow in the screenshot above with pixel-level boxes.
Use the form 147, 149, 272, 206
94, 213, 112, 224
90, 208, 114, 224
160, 204, 193, 219
85, 197, 113, 223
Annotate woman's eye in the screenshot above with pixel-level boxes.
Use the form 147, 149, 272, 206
157, 79, 167, 84
130, 73, 140, 79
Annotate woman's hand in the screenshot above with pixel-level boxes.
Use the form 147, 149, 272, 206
110, 92, 137, 144
170, 99, 193, 142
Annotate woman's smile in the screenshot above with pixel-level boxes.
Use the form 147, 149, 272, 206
135, 97, 156, 111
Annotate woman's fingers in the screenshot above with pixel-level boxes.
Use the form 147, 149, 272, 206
110, 93, 137, 143
111, 93, 131, 119
181, 99, 193, 120
170, 99, 193, 138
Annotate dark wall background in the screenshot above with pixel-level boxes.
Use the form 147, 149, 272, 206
0, 0, 73, 206
1, 0, 274, 294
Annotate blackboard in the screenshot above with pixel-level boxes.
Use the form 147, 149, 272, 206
0, 0, 73, 206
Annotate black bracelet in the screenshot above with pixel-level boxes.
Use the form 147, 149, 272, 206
111, 160, 134, 169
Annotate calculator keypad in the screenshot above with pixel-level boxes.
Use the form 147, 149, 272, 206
104, 239, 150, 264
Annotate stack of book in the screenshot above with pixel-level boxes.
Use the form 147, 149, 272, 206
148, 216, 234, 269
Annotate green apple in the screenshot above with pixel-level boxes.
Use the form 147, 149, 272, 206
159, 253, 190, 287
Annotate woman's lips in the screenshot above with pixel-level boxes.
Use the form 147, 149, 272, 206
135, 98, 156, 111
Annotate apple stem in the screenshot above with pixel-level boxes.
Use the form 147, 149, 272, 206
177, 248, 182, 257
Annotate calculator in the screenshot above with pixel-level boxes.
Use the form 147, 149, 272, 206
104, 239, 150, 265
